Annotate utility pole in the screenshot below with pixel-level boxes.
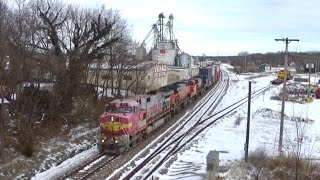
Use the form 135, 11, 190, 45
245, 55, 247, 73
244, 81, 251, 163
275, 37, 299, 153
308, 62, 312, 98
316, 61, 319, 84
314, 61, 318, 85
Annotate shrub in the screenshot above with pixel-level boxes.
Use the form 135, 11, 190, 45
234, 115, 243, 126
248, 147, 271, 179
21, 143, 34, 158
13, 118, 35, 158
17, 132, 35, 158
246, 149, 320, 180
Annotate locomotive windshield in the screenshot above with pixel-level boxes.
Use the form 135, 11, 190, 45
118, 107, 133, 113
105, 106, 117, 113
105, 106, 133, 113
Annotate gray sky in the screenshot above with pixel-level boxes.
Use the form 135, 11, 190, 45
64, 0, 320, 56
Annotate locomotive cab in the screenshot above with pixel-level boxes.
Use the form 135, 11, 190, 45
98, 100, 140, 154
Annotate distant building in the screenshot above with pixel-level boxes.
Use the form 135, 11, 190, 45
167, 65, 199, 84
257, 63, 271, 71
87, 61, 168, 94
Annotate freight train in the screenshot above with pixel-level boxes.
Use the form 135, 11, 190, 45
97, 64, 221, 155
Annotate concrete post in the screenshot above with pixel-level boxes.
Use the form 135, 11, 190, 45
206, 150, 219, 180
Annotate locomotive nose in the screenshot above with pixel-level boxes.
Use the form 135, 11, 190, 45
99, 114, 132, 134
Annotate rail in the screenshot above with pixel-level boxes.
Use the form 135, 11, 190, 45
121, 71, 272, 179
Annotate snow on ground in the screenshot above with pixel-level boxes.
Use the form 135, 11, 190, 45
153, 64, 320, 179
8, 124, 99, 180
31, 63, 320, 180
35, 126, 99, 173
32, 147, 100, 180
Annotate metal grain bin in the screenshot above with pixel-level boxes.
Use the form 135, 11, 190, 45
179, 52, 190, 67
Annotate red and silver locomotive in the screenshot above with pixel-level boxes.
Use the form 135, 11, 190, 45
98, 65, 220, 155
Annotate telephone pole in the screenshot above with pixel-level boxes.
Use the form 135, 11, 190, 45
308, 62, 312, 98
244, 54, 247, 73
244, 81, 252, 163
275, 37, 299, 153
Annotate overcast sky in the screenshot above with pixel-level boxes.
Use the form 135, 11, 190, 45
63, 0, 320, 56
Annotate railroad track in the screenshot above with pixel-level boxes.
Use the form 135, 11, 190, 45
58, 153, 116, 180
58, 71, 272, 180
117, 71, 273, 180
104, 70, 230, 179
56, 72, 224, 180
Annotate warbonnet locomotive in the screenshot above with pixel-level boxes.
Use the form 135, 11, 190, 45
97, 65, 220, 155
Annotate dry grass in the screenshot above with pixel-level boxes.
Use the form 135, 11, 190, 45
14, 122, 35, 158
247, 148, 320, 180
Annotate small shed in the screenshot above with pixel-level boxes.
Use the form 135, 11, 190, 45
257, 63, 271, 71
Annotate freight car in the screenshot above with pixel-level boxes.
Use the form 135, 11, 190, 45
97, 66, 221, 155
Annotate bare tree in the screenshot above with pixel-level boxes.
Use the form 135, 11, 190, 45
0, 0, 9, 162
284, 116, 310, 179
238, 51, 249, 73
278, 106, 320, 179
107, 27, 132, 96
2, 0, 130, 125
23, 1, 123, 113
130, 61, 148, 94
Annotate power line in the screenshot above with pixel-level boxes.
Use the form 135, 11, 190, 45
275, 37, 299, 153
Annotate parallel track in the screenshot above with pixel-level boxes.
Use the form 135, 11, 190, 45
121, 71, 272, 180
112, 71, 229, 180
60, 71, 229, 180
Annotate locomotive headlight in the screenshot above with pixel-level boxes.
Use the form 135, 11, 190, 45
111, 116, 114, 121
115, 140, 118, 144
101, 139, 105, 143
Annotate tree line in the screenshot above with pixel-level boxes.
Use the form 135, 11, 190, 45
0, 0, 148, 158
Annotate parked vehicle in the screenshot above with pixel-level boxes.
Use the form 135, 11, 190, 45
277, 70, 293, 80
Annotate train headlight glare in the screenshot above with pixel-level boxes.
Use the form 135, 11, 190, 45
115, 140, 118, 144
111, 117, 114, 121
101, 139, 105, 143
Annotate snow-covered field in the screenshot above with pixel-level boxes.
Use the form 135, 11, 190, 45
154, 64, 320, 179
32, 63, 320, 180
